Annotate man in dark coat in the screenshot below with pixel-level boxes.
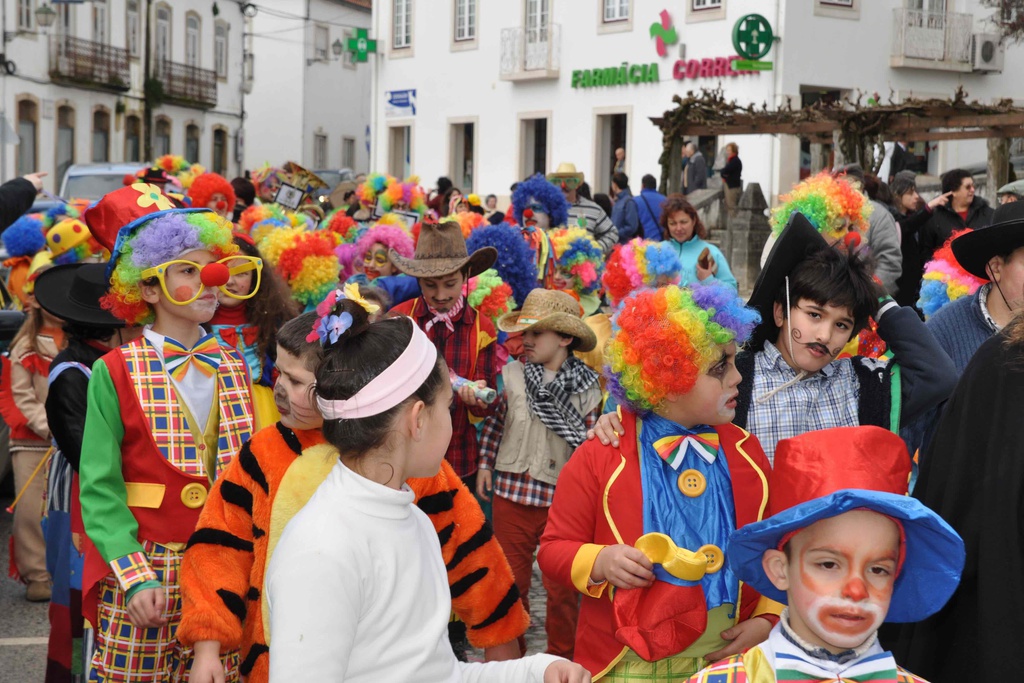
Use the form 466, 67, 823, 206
0, 172, 44, 232
918, 168, 994, 262
886, 323, 1024, 683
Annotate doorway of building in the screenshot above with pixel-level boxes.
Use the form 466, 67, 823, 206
450, 121, 475, 192
519, 117, 548, 179
388, 125, 411, 179
595, 112, 627, 194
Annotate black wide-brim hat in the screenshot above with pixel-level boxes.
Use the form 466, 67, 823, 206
951, 201, 1024, 280
34, 263, 125, 328
747, 212, 829, 350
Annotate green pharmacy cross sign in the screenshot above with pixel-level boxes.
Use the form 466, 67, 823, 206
348, 29, 377, 63
732, 13, 775, 71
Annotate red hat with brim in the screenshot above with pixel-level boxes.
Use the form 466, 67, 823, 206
83, 183, 177, 253
727, 426, 965, 623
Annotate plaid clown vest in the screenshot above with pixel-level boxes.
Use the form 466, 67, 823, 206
106, 335, 254, 545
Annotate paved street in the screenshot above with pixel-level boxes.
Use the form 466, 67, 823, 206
0, 495, 49, 683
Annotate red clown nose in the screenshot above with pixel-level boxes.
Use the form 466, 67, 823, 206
201, 261, 231, 288
843, 232, 862, 250
523, 208, 534, 219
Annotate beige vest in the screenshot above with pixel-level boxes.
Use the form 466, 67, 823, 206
494, 361, 602, 486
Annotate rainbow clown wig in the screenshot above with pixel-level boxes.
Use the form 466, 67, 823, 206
466, 223, 538, 307
511, 174, 570, 228
468, 269, 516, 324
770, 172, 871, 239
606, 283, 761, 413
378, 176, 427, 216
320, 208, 361, 245
602, 238, 683, 306
353, 223, 414, 271
918, 229, 986, 319
258, 227, 341, 308
102, 210, 238, 325
356, 173, 394, 207
550, 227, 604, 296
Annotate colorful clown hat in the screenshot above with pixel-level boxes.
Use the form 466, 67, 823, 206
258, 227, 341, 308
46, 217, 91, 257
770, 171, 871, 240
728, 426, 965, 623
918, 228, 986, 319
602, 238, 683, 306
83, 183, 177, 254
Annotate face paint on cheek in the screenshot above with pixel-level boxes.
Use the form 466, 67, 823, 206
174, 285, 196, 302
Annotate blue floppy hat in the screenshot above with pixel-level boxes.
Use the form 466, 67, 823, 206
728, 426, 964, 623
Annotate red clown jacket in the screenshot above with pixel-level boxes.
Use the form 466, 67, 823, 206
538, 410, 780, 678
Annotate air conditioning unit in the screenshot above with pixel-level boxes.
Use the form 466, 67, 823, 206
972, 33, 1004, 73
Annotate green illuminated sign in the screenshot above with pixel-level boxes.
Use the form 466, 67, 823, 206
571, 62, 660, 89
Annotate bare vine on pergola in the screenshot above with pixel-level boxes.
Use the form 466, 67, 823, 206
653, 87, 1024, 191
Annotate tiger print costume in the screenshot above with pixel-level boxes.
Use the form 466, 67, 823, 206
178, 422, 529, 683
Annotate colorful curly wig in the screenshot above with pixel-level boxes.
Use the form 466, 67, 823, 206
101, 210, 238, 325
605, 283, 760, 413
353, 223, 414, 276
549, 227, 604, 296
602, 238, 683, 306
771, 172, 872, 239
187, 172, 236, 211
511, 173, 570, 228
465, 223, 538, 307
378, 176, 427, 216
918, 229, 987, 319
320, 208, 360, 244
356, 173, 394, 207
258, 227, 341, 308
468, 269, 516, 324
426, 210, 487, 243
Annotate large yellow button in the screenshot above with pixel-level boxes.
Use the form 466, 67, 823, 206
180, 482, 208, 509
698, 544, 724, 574
677, 469, 707, 498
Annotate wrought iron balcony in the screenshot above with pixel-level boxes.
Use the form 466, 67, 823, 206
891, 8, 973, 72
500, 23, 561, 81
154, 59, 217, 109
50, 36, 130, 91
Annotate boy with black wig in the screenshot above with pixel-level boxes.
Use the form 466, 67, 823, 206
731, 213, 956, 462
593, 213, 957, 465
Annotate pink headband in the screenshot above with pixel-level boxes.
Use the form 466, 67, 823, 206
316, 320, 439, 420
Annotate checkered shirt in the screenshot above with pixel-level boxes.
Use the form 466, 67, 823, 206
747, 340, 869, 466
478, 392, 600, 508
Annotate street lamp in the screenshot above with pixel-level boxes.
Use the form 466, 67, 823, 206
35, 4, 57, 29
332, 39, 344, 59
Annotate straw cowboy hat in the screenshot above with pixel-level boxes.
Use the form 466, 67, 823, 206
547, 162, 585, 185
497, 289, 597, 352
390, 219, 496, 278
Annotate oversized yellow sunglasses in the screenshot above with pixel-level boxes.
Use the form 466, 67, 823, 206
140, 255, 263, 306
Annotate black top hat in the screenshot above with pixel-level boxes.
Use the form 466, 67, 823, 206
951, 201, 1024, 280
747, 212, 829, 350
34, 263, 124, 328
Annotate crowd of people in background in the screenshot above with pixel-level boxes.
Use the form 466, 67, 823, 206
0, 137, 1020, 683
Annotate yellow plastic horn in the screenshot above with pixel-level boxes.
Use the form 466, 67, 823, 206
635, 532, 710, 582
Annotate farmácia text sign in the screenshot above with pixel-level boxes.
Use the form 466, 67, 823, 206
571, 62, 660, 89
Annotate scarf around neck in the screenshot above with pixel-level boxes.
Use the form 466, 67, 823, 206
425, 294, 466, 333
523, 355, 598, 449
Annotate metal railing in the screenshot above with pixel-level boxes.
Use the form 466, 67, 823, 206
891, 8, 972, 65
49, 36, 130, 91
155, 59, 217, 108
500, 23, 561, 79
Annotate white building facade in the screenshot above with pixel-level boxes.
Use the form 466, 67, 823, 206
0, 0, 248, 192
243, 0, 371, 175
371, 0, 1024, 202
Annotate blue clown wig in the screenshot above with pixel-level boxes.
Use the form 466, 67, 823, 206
2, 214, 46, 257
512, 173, 570, 228
466, 223, 539, 307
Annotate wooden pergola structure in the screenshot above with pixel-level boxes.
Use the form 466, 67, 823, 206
653, 88, 1024, 195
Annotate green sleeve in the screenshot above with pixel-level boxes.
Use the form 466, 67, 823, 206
79, 359, 145, 564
